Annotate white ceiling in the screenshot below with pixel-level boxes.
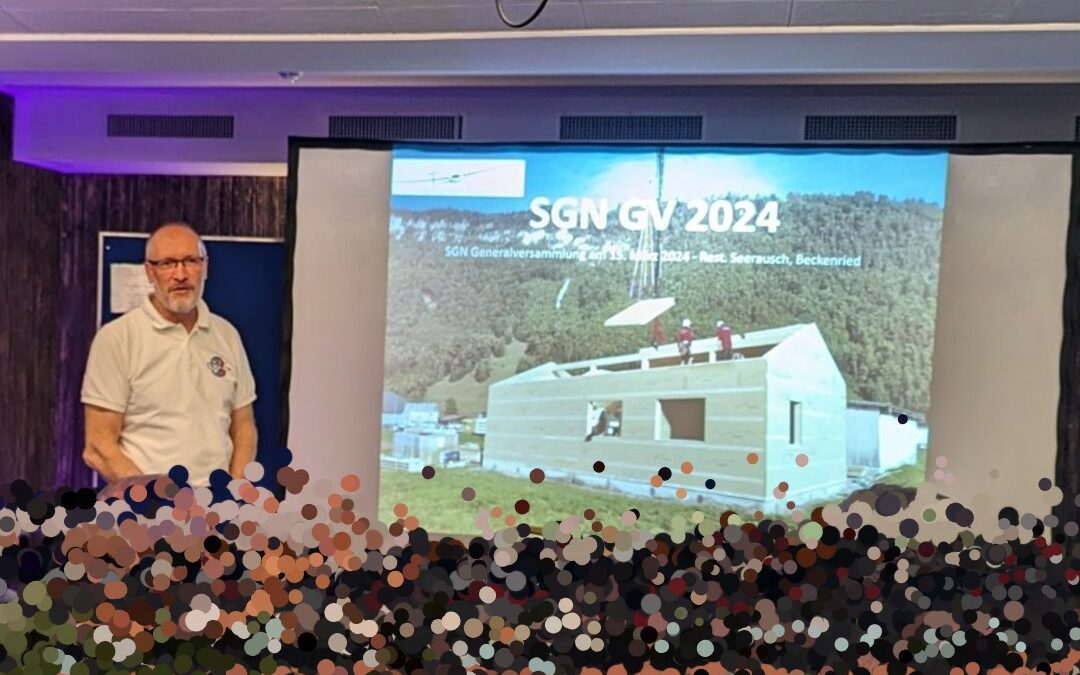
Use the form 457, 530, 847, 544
0, 0, 1078, 34
1, 0, 1080, 87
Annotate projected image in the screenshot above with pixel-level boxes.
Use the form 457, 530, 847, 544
379, 146, 947, 533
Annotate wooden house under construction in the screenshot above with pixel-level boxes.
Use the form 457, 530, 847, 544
484, 323, 849, 512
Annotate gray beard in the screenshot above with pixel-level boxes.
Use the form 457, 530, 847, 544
163, 292, 198, 315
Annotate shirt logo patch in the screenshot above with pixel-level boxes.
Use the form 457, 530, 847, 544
207, 356, 231, 378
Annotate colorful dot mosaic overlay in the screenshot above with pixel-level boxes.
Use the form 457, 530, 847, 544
0, 453, 1077, 674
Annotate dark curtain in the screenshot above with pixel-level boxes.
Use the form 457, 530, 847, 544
0, 95, 64, 489
1055, 153, 1080, 538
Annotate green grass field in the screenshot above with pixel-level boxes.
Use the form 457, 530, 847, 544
379, 466, 731, 536
377, 449, 925, 537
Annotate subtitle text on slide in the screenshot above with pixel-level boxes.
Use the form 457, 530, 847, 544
444, 245, 862, 268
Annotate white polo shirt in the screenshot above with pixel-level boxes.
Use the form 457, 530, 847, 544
81, 295, 257, 487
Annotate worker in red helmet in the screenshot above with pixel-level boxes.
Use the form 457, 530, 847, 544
677, 319, 694, 365
716, 320, 733, 361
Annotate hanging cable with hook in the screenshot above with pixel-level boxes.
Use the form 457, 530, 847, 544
495, 0, 550, 28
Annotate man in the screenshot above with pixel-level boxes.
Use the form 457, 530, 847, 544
677, 318, 694, 365
716, 320, 734, 361
81, 222, 257, 490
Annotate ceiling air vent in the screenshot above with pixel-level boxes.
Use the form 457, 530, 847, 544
107, 114, 234, 139
329, 115, 463, 140
559, 115, 703, 142
1074, 116, 1080, 141
804, 115, 957, 142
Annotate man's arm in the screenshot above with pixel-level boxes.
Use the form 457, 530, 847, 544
83, 404, 143, 482
228, 404, 258, 479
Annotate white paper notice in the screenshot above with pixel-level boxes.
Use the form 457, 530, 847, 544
109, 264, 152, 315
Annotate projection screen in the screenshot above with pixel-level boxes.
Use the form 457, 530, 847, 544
286, 142, 1073, 538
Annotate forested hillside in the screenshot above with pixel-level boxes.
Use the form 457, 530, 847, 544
383, 192, 942, 414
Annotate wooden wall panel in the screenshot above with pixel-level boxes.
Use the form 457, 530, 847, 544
52, 174, 287, 489
0, 156, 63, 489
0, 95, 12, 161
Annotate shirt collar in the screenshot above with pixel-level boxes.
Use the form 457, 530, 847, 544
196, 299, 210, 330
141, 294, 211, 331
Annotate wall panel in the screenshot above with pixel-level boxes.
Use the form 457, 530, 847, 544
0, 132, 63, 488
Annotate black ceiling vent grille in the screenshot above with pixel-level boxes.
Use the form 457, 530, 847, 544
1074, 116, 1080, 141
329, 115, 463, 140
804, 114, 957, 142
559, 115, 703, 141
107, 114, 234, 139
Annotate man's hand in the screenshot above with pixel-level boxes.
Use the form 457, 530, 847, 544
97, 474, 166, 500
228, 404, 258, 479
83, 404, 143, 482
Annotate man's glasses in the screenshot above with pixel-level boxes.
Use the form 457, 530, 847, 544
146, 256, 206, 272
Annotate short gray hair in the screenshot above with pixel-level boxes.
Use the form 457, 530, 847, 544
145, 222, 207, 260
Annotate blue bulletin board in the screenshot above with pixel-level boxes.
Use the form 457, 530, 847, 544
98, 233, 287, 491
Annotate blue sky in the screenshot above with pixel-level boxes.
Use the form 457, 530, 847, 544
390, 144, 948, 213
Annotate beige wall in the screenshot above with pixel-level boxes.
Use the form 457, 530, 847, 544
764, 325, 849, 504
929, 153, 1070, 539
485, 360, 770, 498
